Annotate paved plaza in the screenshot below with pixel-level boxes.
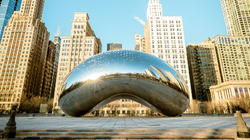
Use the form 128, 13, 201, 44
0, 116, 249, 130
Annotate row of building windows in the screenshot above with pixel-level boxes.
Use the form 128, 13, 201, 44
63, 40, 70, 43
154, 20, 181, 24
73, 25, 84, 30
215, 87, 250, 100
152, 44, 184, 49
152, 39, 183, 44
153, 49, 185, 53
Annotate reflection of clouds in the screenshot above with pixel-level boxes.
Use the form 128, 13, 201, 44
60, 73, 190, 100
59, 50, 190, 117
62, 50, 189, 96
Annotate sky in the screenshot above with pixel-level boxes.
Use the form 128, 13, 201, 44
42, 0, 228, 52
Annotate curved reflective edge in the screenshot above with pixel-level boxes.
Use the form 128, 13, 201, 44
59, 73, 189, 100
59, 50, 190, 100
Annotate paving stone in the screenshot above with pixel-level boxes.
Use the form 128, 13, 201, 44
0, 116, 248, 130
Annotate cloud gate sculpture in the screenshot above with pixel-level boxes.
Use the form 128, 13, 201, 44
59, 50, 190, 117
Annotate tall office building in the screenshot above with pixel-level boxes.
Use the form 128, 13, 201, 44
53, 13, 102, 113
187, 36, 250, 99
220, 0, 250, 82
41, 41, 55, 98
186, 39, 221, 101
41, 40, 59, 100
213, 35, 250, 82
220, 0, 250, 81
143, 0, 192, 99
107, 43, 122, 51
50, 36, 60, 99
209, 35, 250, 112
134, 33, 146, 52
0, 0, 22, 42
221, 0, 250, 36
0, 0, 49, 113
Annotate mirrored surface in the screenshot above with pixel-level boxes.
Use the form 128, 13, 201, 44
59, 50, 189, 117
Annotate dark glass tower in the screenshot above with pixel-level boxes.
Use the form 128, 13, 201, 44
0, 0, 22, 42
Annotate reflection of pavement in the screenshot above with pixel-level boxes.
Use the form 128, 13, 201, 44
60, 75, 189, 117
0, 116, 249, 130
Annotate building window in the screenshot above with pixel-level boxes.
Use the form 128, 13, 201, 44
239, 88, 244, 97
244, 88, 249, 98
235, 88, 239, 98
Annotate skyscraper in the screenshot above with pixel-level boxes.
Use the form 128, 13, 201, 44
213, 35, 250, 82
221, 0, 250, 36
144, 0, 192, 99
183, 0, 250, 113
0, 0, 22, 42
186, 39, 221, 101
50, 36, 60, 99
219, 0, 250, 81
41, 40, 58, 100
107, 43, 122, 51
53, 13, 102, 113
0, 0, 49, 113
209, 35, 250, 112
134, 33, 146, 52
187, 36, 250, 105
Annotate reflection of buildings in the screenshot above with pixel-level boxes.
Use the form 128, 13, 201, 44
135, 0, 192, 100
104, 42, 134, 116
187, 38, 220, 101
0, 0, 22, 42
97, 72, 157, 117
59, 50, 189, 117
144, 69, 157, 78
0, 0, 50, 113
53, 13, 102, 113
107, 43, 122, 51
87, 100, 155, 117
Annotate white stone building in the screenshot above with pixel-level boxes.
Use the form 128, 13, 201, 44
143, 0, 192, 100
53, 13, 102, 113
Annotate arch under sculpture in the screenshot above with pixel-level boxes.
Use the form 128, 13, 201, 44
59, 50, 190, 117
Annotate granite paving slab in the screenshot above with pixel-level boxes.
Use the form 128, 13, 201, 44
0, 116, 249, 130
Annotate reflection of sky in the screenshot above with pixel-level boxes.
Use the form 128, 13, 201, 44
65, 50, 182, 89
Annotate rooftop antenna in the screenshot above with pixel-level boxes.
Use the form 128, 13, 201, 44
55, 26, 61, 37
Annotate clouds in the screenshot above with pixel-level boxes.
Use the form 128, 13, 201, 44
134, 16, 145, 26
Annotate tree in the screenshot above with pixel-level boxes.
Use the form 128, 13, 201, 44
19, 95, 54, 113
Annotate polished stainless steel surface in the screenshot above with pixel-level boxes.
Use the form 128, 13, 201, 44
59, 50, 189, 117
